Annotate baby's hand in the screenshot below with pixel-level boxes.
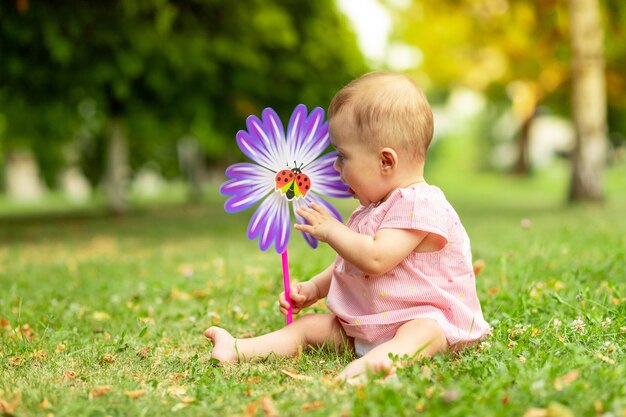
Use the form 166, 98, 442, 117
294, 203, 342, 243
279, 281, 320, 316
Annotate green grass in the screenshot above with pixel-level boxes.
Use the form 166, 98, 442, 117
1, 161, 625, 416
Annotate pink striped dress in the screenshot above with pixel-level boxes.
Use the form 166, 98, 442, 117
326, 183, 490, 349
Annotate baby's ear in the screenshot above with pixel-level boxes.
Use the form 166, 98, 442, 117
380, 147, 398, 171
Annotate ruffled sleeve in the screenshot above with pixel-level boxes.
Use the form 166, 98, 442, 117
378, 186, 450, 242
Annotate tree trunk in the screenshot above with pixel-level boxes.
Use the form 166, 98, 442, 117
177, 136, 207, 203
104, 119, 130, 213
4, 149, 46, 201
568, 0, 607, 202
512, 112, 533, 175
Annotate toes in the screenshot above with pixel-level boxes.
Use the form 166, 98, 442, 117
372, 358, 394, 374
204, 326, 218, 340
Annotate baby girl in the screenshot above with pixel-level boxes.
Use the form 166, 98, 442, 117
205, 71, 490, 380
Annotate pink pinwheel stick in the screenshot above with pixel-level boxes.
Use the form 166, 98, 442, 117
281, 250, 293, 325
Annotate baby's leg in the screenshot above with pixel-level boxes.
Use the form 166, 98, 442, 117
205, 313, 348, 363
338, 318, 447, 381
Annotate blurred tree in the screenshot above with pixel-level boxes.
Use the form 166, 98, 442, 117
0, 0, 365, 211
386, 0, 624, 201
604, 0, 626, 151
385, 0, 570, 176
569, 0, 606, 201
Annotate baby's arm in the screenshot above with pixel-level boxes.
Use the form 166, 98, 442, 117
279, 263, 333, 316
295, 204, 428, 275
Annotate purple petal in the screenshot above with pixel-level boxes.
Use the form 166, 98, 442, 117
236, 129, 275, 170
295, 108, 329, 165
274, 196, 290, 254
223, 162, 275, 184
286, 104, 308, 164
223, 181, 273, 213
247, 192, 290, 252
262, 108, 288, 167
305, 153, 352, 198
220, 163, 275, 213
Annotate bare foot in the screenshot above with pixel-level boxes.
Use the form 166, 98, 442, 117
204, 326, 238, 363
336, 355, 395, 383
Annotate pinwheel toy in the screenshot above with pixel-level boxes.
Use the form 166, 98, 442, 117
220, 104, 351, 324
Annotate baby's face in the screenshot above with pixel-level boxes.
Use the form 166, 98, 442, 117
329, 112, 390, 206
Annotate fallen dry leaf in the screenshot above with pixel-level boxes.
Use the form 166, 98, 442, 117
595, 353, 616, 365
192, 290, 208, 298
168, 370, 191, 382
523, 402, 575, 417
554, 370, 579, 391
29, 350, 47, 361
8, 356, 25, 367
415, 399, 427, 412
473, 259, 486, 276
18, 324, 34, 341
100, 353, 115, 363
171, 403, 189, 412
89, 385, 110, 400
302, 401, 324, 411
139, 317, 155, 326
523, 408, 548, 417
294, 344, 303, 361
487, 287, 500, 296
167, 386, 187, 399
260, 396, 278, 417
125, 390, 147, 399
0, 318, 10, 330
91, 311, 111, 321
594, 400, 603, 415
546, 402, 575, 417
38, 397, 52, 410
0, 390, 21, 415
281, 369, 313, 381
171, 287, 192, 301
63, 370, 76, 380
245, 401, 258, 417
136, 346, 151, 359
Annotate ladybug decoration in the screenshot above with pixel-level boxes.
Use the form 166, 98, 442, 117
275, 161, 311, 200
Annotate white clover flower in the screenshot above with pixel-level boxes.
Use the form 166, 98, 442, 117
477, 341, 492, 352
603, 341, 616, 354
600, 317, 612, 328
511, 323, 530, 335
552, 318, 562, 328
569, 318, 586, 334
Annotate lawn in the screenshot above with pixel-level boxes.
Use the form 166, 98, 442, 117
1, 161, 625, 416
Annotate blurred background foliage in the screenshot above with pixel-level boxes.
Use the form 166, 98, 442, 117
0, 0, 365, 210
0, 0, 624, 213
385, 0, 625, 170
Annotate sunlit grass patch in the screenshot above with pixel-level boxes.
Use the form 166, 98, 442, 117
1, 164, 625, 416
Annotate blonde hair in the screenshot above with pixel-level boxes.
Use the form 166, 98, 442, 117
328, 72, 434, 162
